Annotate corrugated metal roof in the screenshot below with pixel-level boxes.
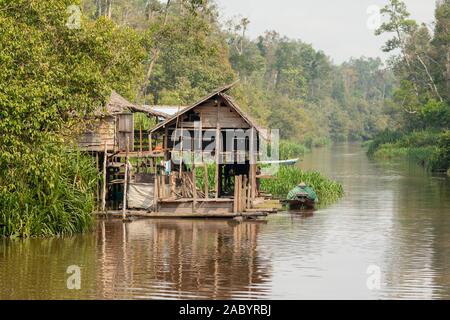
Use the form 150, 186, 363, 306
94, 90, 170, 119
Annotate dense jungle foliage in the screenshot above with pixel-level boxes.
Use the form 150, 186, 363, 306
366, 0, 450, 173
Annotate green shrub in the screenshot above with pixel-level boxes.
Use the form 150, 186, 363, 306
429, 130, 450, 172
279, 140, 308, 160
366, 130, 403, 156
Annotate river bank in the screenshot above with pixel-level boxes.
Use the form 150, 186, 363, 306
365, 130, 450, 174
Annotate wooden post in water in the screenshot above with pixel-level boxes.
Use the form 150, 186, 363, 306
249, 127, 257, 203
153, 159, 158, 212
242, 175, 247, 212
247, 178, 251, 210
192, 163, 197, 213
102, 143, 108, 213
233, 175, 238, 213
179, 127, 184, 179
122, 138, 129, 219
236, 175, 242, 212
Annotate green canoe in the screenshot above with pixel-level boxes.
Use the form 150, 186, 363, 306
286, 185, 319, 209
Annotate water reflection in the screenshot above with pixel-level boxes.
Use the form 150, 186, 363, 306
97, 219, 272, 299
0, 219, 271, 300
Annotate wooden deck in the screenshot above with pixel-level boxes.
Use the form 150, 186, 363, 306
96, 210, 269, 219
113, 151, 164, 158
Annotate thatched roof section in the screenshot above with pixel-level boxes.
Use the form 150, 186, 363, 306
95, 90, 169, 119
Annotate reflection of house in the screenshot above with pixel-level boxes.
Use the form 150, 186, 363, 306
96, 219, 271, 299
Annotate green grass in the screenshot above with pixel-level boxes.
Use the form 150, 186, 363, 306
260, 166, 344, 206
0, 147, 98, 238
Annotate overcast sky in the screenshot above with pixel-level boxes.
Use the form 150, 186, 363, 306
216, 0, 437, 64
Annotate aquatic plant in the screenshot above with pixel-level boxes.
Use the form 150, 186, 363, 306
260, 166, 344, 206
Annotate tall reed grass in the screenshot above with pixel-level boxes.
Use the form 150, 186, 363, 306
260, 166, 344, 206
0, 146, 98, 238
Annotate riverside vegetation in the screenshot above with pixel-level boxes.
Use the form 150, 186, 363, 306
366, 0, 450, 174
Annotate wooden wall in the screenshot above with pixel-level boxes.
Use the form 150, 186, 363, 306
78, 113, 136, 152
179, 100, 250, 129
117, 113, 134, 151
78, 116, 116, 152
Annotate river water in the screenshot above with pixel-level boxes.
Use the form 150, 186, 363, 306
1, 144, 449, 299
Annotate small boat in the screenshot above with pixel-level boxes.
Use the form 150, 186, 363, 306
258, 158, 299, 166
285, 183, 318, 210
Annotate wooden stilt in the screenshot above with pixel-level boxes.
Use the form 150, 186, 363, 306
179, 127, 184, 179
96, 152, 99, 209
192, 164, 197, 213
247, 177, 252, 210
233, 176, 239, 213
237, 175, 243, 212
122, 138, 129, 219
102, 143, 108, 213
154, 161, 158, 212
242, 175, 247, 212
249, 127, 257, 203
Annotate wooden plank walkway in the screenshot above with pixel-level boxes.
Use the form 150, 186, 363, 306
95, 210, 270, 219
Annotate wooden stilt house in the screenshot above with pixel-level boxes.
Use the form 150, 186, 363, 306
78, 90, 169, 153
77, 90, 171, 213
149, 82, 268, 216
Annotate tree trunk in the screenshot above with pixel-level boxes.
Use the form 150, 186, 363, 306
135, 0, 172, 103
107, 0, 112, 19
416, 54, 443, 102
96, 0, 102, 18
